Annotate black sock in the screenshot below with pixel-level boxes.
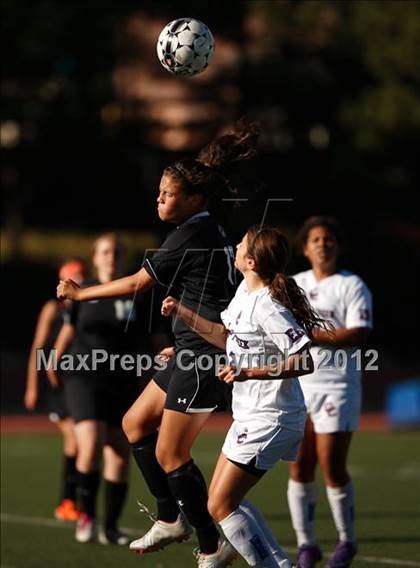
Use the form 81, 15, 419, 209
167, 459, 219, 554
77, 471, 100, 518
62, 455, 78, 502
104, 480, 128, 531
131, 433, 179, 523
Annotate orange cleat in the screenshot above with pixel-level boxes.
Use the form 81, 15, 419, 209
55, 499, 80, 521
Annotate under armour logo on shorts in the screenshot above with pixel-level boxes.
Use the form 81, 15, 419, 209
177, 398, 187, 405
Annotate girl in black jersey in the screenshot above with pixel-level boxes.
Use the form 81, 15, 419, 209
52, 233, 150, 545
24, 260, 87, 521
57, 122, 259, 566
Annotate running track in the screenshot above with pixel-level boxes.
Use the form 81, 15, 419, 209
1, 413, 390, 434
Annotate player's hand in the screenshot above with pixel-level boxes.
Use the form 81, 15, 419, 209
218, 365, 247, 384
157, 346, 175, 362
161, 296, 179, 317
23, 387, 38, 410
57, 279, 81, 301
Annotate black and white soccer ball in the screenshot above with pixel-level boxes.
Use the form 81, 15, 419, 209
157, 18, 215, 76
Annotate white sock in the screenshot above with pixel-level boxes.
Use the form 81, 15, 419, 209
219, 506, 292, 567
240, 499, 285, 560
326, 481, 356, 543
287, 479, 317, 546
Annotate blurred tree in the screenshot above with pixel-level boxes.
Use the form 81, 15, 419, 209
1, 0, 420, 361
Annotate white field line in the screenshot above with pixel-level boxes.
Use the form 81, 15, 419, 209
1, 512, 138, 534
1, 512, 420, 567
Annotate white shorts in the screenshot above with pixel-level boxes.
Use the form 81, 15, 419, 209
222, 420, 303, 471
303, 389, 361, 433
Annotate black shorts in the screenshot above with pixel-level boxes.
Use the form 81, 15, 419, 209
153, 351, 232, 414
227, 457, 267, 479
64, 375, 142, 426
47, 384, 70, 422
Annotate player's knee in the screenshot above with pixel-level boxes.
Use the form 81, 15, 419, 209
207, 494, 221, 521
321, 461, 349, 486
122, 410, 139, 443
207, 492, 233, 523
155, 451, 178, 473
289, 461, 316, 483
76, 453, 100, 473
155, 437, 166, 467
121, 411, 130, 435
62, 429, 78, 455
155, 443, 189, 473
104, 456, 129, 480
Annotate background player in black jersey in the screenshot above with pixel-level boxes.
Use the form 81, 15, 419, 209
24, 259, 87, 521
57, 122, 259, 567
51, 233, 154, 545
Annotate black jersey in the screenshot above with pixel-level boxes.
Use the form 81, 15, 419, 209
65, 279, 148, 377
143, 212, 235, 353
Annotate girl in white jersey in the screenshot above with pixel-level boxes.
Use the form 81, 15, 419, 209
288, 217, 373, 568
162, 226, 326, 568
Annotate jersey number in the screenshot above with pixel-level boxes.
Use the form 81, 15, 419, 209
114, 300, 134, 321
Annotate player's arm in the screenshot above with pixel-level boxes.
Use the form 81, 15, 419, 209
161, 296, 228, 350
218, 346, 314, 384
46, 322, 76, 387
24, 300, 59, 410
315, 279, 373, 346
312, 326, 370, 346
57, 268, 155, 302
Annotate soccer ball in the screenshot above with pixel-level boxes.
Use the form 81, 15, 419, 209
157, 18, 215, 76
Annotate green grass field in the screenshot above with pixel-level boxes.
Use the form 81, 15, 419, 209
1, 430, 420, 568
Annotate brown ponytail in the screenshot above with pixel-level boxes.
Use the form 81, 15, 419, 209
246, 226, 327, 338
198, 118, 260, 172
269, 273, 325, 338
164, 118, 260, 208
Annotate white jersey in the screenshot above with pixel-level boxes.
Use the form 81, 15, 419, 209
293, 269, 373, 393
220, 279, 311, 431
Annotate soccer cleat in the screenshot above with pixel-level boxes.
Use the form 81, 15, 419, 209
326, 541, 357, 568
193, 539, 238, 568
296, 543, 323, 567
75, 513, 96, 543
54, 499, 80, 521
98, 527, 130, 545
129, 513, 193, 554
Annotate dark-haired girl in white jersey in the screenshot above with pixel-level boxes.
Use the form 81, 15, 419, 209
288, 216, 373, 568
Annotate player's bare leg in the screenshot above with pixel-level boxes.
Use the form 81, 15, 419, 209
122, 380, 166, 443
124, 383, 194, 554
209, 454, 291, 567
156, 409, 230, 561
316, 431, 352, 487
289, 418, 318, 483
156, 409, 211, 472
